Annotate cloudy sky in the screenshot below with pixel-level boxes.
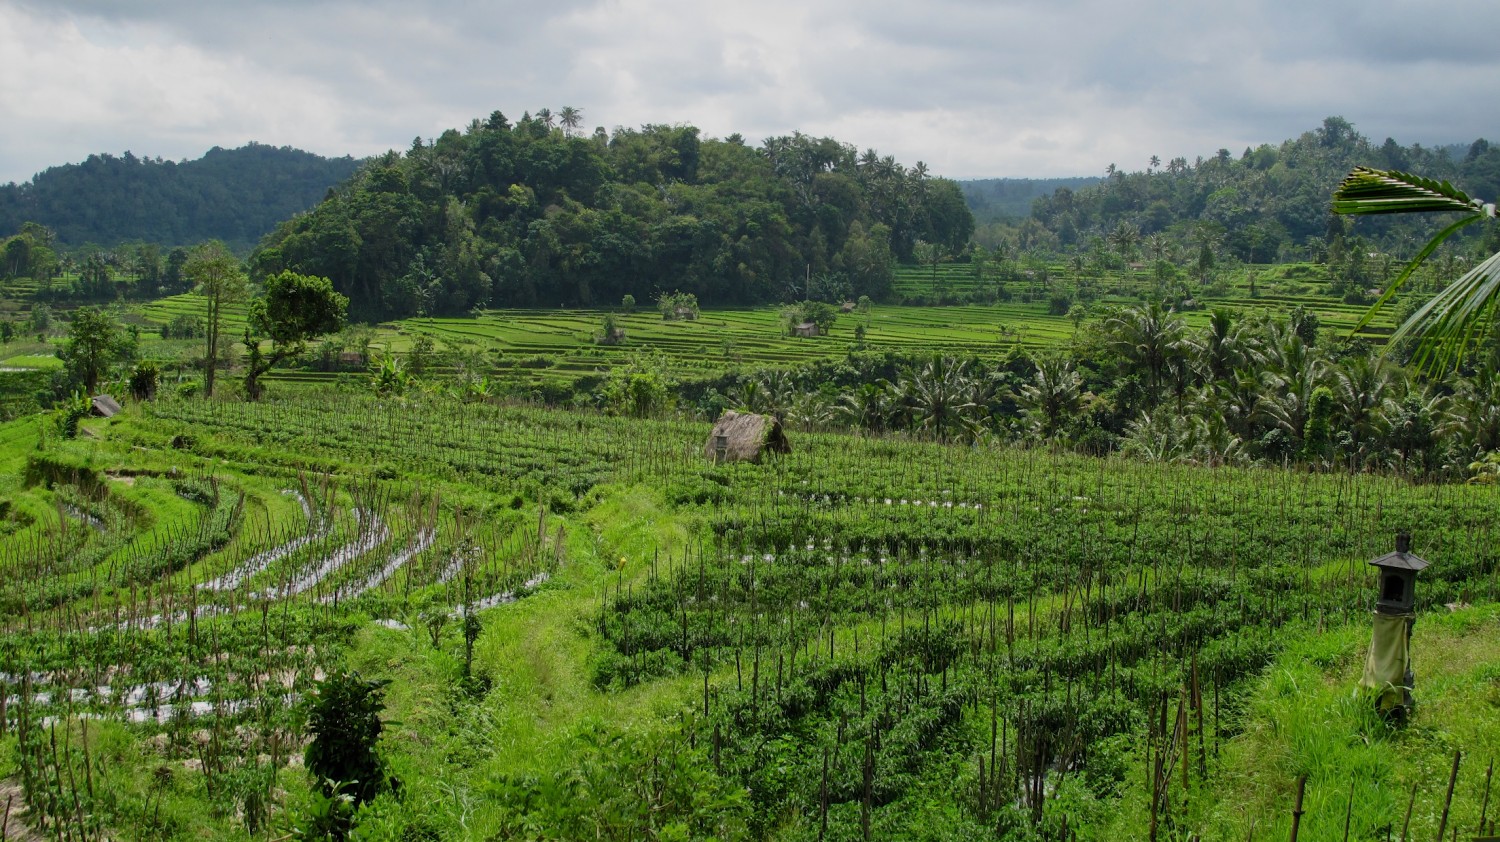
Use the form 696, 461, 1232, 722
2, 0, 1497, 185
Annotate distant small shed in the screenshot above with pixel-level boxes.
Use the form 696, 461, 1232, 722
704, 411, 791, 463
674, 306, 699, 321
90, 394, 122, 417
840, 301, 857, 313
791, 321, 819, 338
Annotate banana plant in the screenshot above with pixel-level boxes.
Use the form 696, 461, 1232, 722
1333, 166, 1499, 373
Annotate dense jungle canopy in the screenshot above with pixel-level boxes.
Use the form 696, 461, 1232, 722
0, 143, 362, 249
248, 112, 974, 321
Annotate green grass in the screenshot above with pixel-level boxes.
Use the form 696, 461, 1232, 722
1093, 605, 1500, 841
0, 352, 62, 369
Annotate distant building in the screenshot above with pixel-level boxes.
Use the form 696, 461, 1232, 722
791, 322, 819, 338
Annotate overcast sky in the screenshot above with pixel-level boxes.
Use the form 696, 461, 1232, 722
3, 0, 1498, 185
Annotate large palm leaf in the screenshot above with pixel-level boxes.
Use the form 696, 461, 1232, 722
1333, 166, 1499, 373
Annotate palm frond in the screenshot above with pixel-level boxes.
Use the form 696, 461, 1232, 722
1397, 250, 1500, 375
1353, 214, 1487, 334
1332, 166, 1494, 217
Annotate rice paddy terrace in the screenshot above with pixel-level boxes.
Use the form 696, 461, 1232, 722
116, 261, 1396, 394
2, 389, 1496, 839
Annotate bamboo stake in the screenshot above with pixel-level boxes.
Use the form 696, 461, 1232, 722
1401, 781, 1417, 842
1436, 750, 1460, 842
1479, 758, 1494, 836
1288, 775, 1306, 842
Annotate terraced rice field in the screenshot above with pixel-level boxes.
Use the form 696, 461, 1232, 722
123, 263, 1394, 392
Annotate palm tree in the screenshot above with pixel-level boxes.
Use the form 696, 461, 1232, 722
1442, 366, 1500, 454
1333, 166, 1500, 373
1330, 356, 1392, 464
1255, 330, 1327, 445
913, 240, 946, 296
896, 356, 979, 442
558, 106, 582, 136
1016, 354, 1082, 440
1103, 302, 1185, 400
838, 381, 894, 433
1187, 308, 1259, 384
1107, 221, 1141, 264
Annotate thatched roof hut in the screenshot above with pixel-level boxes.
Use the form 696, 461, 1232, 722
704, 411, 791, 463
90, 394, 122, 417
791, 321, 819, 338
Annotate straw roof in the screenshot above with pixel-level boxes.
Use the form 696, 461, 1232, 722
704, 411, 791, 463
90, 394, 122, 417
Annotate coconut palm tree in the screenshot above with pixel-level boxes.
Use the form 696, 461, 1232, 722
1333, 166, 1500, 373
838, 381, 894, 433
896, 356, 979, 442
1102, 301, 1185, 400
1107, 221, 1141, 263
1016, 353, 1082, 440
1442, 366, 1500, 455
558, 106, 583, 136
1330, 356, 1392, 464
1187, 308, 1260, 384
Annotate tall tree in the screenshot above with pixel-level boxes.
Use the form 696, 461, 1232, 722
59, 306, 132, 395
184, 241, 247, 397
242, 271, 348, 400
558, 106, 583, 136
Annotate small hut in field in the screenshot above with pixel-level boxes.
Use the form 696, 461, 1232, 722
90, 394, 122, 417
704, 411, 791, 463
791, 321, 819, 338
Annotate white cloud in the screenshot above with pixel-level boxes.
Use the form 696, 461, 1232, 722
2, 0, 1498, 184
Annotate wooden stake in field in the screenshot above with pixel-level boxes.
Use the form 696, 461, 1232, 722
1436, 750, 1460, 842
1288, 775, 1306, 842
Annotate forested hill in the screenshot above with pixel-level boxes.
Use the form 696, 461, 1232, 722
1020, 117, 1500, 263
250, 113, 974, 321
958, 176, 1100, 223
0, 143, 362, 249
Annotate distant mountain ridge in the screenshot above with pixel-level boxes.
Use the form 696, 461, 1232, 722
0, 143, 363, 249
956, 177, 1101, 223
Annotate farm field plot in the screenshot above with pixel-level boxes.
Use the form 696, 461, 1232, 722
2, 391, 1496, 840
126, 266, 1396, 394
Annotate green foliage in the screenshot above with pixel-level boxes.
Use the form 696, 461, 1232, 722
249, 118, 970, 320
370, 354, 412, 396
243, 270, 348, 399
0, 144, 361, 249
598, 353, 674, 417
58, 305, 134, 394
657, 290, 700, 321
304, 671, 394, 809
53, 389, 91, 437
491, 725, 751, 840
128, 360, 159, 401
1335, 166, 1500, 374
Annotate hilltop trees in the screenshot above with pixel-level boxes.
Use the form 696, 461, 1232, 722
1026, 118, 1500, 271
0, 144, 361, 249
253, 114, 962, 320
